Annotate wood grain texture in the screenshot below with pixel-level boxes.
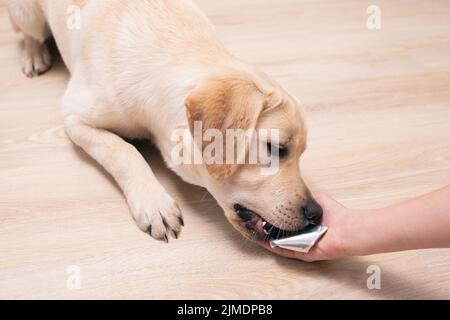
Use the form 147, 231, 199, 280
0, 0, 449, 299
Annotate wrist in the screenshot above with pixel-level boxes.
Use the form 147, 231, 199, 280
337, 208, 375, 257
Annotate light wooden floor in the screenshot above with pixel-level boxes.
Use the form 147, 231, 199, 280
1, 0, 450, 299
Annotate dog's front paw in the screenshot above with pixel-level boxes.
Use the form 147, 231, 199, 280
127, 190, 184, 242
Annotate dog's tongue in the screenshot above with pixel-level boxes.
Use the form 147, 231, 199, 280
244, 215, 263, 232
255, 218, 265, 233
257, 218, 273, 236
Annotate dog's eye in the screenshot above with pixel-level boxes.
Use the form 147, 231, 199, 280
267, 143, 288, 158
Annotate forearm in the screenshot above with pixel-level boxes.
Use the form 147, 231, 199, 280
346, 186, 450, 256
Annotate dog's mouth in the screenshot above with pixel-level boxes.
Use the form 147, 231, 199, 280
233, 204, 306, 240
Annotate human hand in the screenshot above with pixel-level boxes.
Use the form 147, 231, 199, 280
261, 185, 450, 261
259, 194, 355, 262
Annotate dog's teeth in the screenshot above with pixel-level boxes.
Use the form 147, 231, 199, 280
262, 221, 267, 227
264, 229, 269, 235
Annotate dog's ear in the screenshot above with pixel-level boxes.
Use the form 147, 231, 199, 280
185, 73, 267, 180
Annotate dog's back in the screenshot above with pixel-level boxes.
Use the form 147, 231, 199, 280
8, 0, 229, 73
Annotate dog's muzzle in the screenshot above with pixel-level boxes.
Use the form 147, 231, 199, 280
233, 204, 307, 240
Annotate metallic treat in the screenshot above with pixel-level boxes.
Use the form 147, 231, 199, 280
269, 225, 328, 253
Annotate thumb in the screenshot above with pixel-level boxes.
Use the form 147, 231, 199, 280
313, 193, 346, 223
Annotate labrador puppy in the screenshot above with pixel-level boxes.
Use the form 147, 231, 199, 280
7, 0, 322, 243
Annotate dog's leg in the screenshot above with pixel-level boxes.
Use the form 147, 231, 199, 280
7, 0, 52, 77
64, 115, 184, 241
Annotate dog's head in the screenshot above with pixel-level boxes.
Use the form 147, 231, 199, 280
184, 68, 322, 241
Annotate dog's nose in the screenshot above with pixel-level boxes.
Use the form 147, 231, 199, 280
301, 198, 323, 224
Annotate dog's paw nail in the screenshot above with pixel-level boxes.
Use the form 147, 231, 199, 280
178, 216, 184, 227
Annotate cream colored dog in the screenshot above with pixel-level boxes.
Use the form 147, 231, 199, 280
7, 0, 323, 242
